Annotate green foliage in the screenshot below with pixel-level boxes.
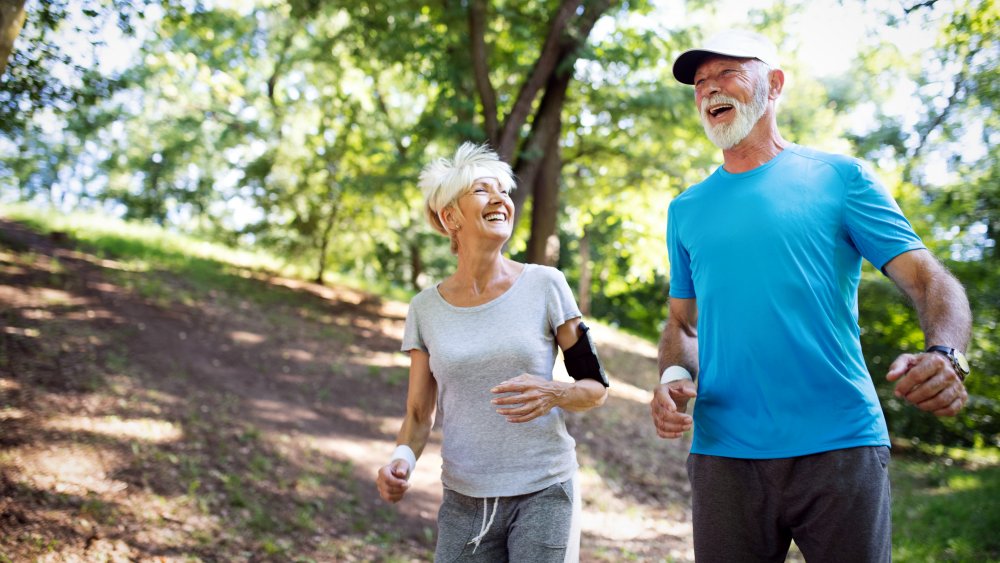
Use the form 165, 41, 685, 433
890, 448, 1000, 562
1, 0, 998, 450
859, 253, 1000, 449
0, 0, 137, 136
841, 0, 1000, 449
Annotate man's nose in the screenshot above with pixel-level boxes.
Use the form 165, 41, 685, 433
707, 82, 721, 95
699, 80, 721, 96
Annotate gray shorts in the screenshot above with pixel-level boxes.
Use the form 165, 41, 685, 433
687, 446, 892, 563
434, 479, 574, 563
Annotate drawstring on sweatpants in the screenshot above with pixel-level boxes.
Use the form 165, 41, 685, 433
467, 497, 499, 553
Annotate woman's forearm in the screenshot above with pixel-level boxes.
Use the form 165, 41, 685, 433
557, 379, 608, 412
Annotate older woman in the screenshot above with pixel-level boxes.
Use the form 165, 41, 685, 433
375, 142, 608, 562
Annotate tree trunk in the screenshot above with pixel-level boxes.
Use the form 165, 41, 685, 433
494, 0, 580, 162
526, 96, 565, 265
512, 63, 570, 240
266, 31, 295, 130
0, 0, 26, 77
314, 198, 340, 286
526, 138, 562, 265
468, 0, 499, 144
578, 229, 592, 315
509, 0, 615, 240
409, 239, 423, 290
469, 0, 581, 161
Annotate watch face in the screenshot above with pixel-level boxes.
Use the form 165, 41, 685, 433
955, 351, 971, 374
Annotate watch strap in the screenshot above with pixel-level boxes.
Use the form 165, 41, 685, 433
925, 345, 968, 381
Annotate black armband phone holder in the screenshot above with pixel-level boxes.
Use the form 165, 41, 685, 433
564, 322, 609, 387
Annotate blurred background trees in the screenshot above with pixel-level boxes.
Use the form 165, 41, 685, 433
1, 0, 997, 448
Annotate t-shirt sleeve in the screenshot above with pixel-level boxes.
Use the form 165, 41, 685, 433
667, 200, 696, 298
844, 161, 926, 271
546, 268, 582, 331
401, 300, 427, 352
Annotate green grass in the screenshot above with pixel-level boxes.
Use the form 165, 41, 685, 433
1, 203, 319, 308
3, 203, 280, 272
1, 202, 420, 304
890, 446, 1000, 562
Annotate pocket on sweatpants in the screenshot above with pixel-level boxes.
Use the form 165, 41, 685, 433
873, 445, 890, 470
522, 482, 573, 548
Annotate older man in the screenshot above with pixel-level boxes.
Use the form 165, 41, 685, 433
650, 29, 972, 562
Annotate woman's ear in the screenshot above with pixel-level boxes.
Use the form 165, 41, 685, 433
441, 207, 461, 232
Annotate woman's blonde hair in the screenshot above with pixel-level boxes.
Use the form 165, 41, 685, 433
418, 142, 516, 252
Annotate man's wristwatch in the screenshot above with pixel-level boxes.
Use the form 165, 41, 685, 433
925, 345, 970, 381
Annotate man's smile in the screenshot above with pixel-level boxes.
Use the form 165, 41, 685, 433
707, 103, 734, 118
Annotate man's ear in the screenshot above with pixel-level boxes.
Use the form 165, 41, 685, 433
769, 68, 785, 100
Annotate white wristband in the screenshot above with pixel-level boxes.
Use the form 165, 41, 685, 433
391, 445, 417, 478
660, 365, 693, 385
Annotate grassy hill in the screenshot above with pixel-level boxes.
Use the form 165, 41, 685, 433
1, 207, 996, 562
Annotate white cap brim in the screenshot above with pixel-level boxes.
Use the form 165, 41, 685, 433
672, 29, 779, 85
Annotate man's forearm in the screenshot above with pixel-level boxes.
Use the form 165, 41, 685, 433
658, 319, 699, 378
914, 265, 972, 351
886, 250, 972, 352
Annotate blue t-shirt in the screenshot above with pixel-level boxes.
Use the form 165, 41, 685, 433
667, 144, 926, 458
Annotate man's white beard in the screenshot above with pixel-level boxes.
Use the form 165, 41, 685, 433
700, 81, 769, 150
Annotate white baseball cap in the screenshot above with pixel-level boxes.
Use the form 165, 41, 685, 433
672, 29, 780, 85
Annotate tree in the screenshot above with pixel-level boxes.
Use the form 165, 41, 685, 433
330, 0, 624, 265
473, 0, 619, 264
840, 0, 1000, 447
0, 0, 25, 76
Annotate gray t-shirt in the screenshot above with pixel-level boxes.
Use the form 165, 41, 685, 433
401, 263, 581, 498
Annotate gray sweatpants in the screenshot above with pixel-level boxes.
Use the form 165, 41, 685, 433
434, 479, 574, 563
687, 446, 892, 563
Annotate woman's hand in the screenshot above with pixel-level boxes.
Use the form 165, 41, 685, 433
375, 459, 412, 503
491, 374, 569, 423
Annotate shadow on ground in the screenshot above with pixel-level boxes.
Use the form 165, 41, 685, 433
0, 218, 694, 562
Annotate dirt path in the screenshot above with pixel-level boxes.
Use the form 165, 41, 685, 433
0, 217, 694, 561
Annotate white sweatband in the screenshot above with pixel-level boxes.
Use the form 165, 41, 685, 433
470, 166, 498, 181
660, 365, 693, 385
390, 445, 417, 478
